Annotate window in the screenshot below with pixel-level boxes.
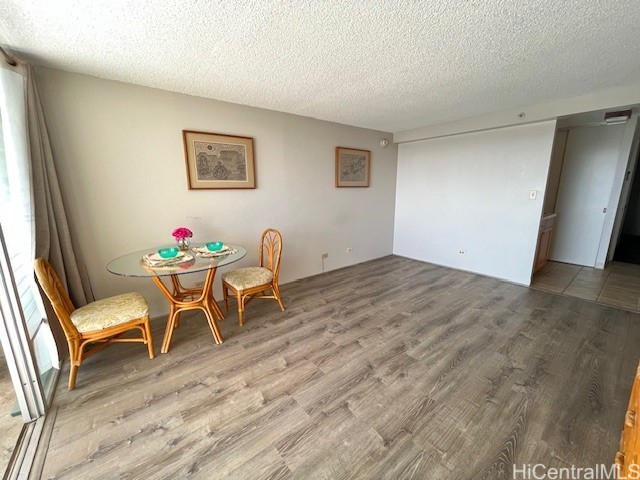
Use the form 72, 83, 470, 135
0, 62, 58, 479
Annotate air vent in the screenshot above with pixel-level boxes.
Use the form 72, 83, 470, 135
604, 109, 632, 125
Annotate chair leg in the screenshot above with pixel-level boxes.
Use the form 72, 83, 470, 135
237, 291, 244, 326
67, 340, 80, 390
144, 317, 155, 359
223, 284, 229, 312
273, 283, 285, 311
68, 363, 78, 390
71, 341, 89, 390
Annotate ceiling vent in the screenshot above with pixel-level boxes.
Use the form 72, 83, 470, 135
604, 109, 632, 125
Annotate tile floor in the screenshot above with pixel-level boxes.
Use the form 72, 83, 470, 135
531, 260, 640, 312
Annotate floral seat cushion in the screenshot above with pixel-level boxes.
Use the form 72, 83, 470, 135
70, 292, 149, 333
222, 267, 274, 290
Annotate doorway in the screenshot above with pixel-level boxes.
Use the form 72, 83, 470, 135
534, 107, 639, 273
550, 123, 626, 266
614, 147, 640, 264
532, 108, 640, 308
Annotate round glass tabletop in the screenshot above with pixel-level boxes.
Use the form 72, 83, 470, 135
106, 243, 247, 277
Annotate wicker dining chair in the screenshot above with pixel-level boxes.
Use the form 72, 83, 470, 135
222, 228, 285, 326
34, 258, 154, 390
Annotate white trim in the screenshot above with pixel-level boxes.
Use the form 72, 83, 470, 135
0, 224, 45, 422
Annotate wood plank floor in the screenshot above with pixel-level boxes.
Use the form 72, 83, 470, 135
41, 256, 640, 479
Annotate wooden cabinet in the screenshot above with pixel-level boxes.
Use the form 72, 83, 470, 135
534, 214, 556, 272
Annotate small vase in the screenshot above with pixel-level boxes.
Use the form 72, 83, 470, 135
176, 237, 190, 251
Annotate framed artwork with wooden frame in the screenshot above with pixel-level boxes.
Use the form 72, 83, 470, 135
183, 130, 256, 189
335, 147, 370, 188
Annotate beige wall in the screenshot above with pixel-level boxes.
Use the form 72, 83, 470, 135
35, 67, 398, 317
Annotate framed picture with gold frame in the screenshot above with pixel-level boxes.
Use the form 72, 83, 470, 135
335, 147, 370, 188
183, 130, 256, 189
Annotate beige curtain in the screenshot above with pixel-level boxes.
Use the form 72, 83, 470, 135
25, 65, 94, 351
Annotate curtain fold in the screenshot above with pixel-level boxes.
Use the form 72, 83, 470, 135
26, 66, 94, 306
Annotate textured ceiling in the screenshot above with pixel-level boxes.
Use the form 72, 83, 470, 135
1, 0, 639, 133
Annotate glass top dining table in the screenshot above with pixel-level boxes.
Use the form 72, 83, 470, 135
106, 243, 247, 277
106, 243, 247, 353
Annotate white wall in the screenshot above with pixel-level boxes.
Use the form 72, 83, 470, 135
393, 120, 557, 285
35, 67, 398, 317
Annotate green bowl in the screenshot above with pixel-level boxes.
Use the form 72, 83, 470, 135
206, 241, 224, 251
158, 247, 179, 258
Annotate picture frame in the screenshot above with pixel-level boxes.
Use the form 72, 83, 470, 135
183, 130, 256, 189
335, 147, 370, 188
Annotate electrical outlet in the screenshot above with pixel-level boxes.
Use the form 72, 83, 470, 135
459, 250, 466, 255
194, 280, 205, 288
346, 247, 353, 253
529, 190, 537, 200
321, 252, 328, 259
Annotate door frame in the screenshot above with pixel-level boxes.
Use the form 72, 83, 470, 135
604, 119, 640, 263
0, 224, 46, 422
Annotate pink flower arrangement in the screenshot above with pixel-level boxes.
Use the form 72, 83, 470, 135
172, 227, 193, 240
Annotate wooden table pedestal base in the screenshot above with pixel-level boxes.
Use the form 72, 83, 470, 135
151, 267, 225, 353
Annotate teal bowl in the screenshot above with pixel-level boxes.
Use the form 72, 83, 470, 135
158, 247, 179, 258
206, 241, 224, 251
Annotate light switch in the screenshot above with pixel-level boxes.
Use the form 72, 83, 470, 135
529, 190, 537, 200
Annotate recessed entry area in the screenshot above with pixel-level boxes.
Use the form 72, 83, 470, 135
532, 107, 640, 305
